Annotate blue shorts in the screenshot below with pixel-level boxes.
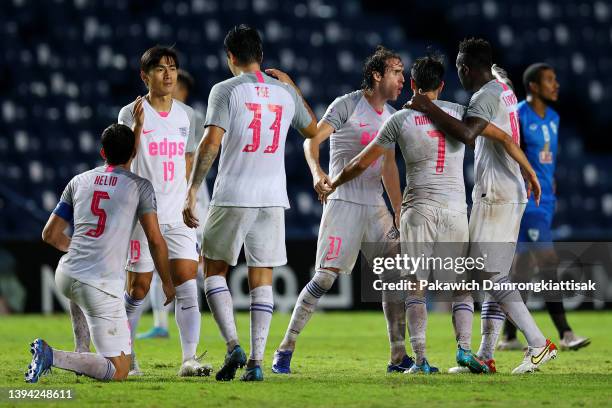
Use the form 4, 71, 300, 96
517, 202, 554, 252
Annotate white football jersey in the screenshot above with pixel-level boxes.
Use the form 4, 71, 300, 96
55, 165, 156, 298
118, 98, 197, 223
205, 71, 312, 208
375, 100, 467, 213
465, 80, 527, 204
322, 90, 396, 206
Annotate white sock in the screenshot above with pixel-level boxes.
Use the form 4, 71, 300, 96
52, 349, 116, 381
174, 279, 201, 362
69, 301, 90, 353
249, 285, 274, 365
279, 270, 337, 351
124, 292, 144, 347
477, 298, 505, 360
204, 275, 239, 352
405, 296, 427, 365
382, 301, 406, 364
452, 293, 474, 350
489, 276, 546, 348
150, 274, 171, 330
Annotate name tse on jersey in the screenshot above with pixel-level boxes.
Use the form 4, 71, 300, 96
255, 86, 270, 98
94, 175, 118, 186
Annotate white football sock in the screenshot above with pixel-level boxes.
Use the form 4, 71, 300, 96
124, 292, 144, 347
405, 295, 427, 365
249, 285, 274, 365
52, 349, 116, 381
279, 270, 337, 351
204, 275, 239, 352
69, 301, 90, 353
451, 293, 474, 350
174, 279, 200, 362
150, 273, 171, 330
477, 297, 505, 360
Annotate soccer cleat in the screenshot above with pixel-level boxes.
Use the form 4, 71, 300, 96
128, 354, 143, 376
271, 350, 293, 374
215, 345, 247, 381
448, 366, 471, 374
497, 337, 525, 351
559, 332, 591, 351
178, 352, 213, 377
387, 355, 415, 373
25, 339, 53, 383
240, 365, 264, 381
405, 359, 439, 374
454, 346, 492, 374
136, 327, 169, 340
511, 339, 558, 374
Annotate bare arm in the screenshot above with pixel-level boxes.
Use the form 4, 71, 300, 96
130, 96, 144, 147
185, 152, 194, 182
183, 125, 224, 228
42, 214, 71, 252
481, 124, 541, 204
381, 148, 402, 226
328, 143, 388, 200
303, 121, 335, 198
140, 212, 175, 305
405, 94, 486, 146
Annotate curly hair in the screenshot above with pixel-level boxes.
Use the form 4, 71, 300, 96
458, 37, 492, 69
361, 46, 402, 91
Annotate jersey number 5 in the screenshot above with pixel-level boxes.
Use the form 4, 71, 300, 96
427, 130, 446, 173
86, 191, 110, 238
243, 103, 283, 154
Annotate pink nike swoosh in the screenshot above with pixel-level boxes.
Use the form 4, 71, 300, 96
143, 129, 154, 134
359, 123, 369, 128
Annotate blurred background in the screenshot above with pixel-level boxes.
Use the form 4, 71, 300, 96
1, 0, 611, 312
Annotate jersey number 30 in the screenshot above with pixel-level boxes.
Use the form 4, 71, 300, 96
86, 190, 110, 238
243, 103, 283, 154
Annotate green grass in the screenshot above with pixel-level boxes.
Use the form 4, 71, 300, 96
1, 311, 610, 407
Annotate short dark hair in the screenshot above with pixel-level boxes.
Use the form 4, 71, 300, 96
177, 69, 195, 93
523, 63, 553, 94
223, 25, 263, 65
101, 124, 135, 165
361, 46, 402, 90
140, 46, 179, 72
458, 37, 492, 69
411, 50, 445, 92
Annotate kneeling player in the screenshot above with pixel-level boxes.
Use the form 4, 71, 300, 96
26, 124, 174, 383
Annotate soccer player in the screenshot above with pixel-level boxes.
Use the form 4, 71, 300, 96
406, 38, 557, 374
322, 52, 532, 374
270, 46, 407, 374
137, 69, 211, 341
26, 123, 175, 383
118, 47, 208, 376
182, 25, 318, 382
498, 63, 590, 351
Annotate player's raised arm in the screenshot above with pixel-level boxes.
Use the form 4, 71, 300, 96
481, 124, 541, 204
183, 125, 223, 228
405, 94, 484, 147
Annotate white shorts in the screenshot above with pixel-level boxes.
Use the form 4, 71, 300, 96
202, 206, 286, 267
315, 200, 398, 274
55, 270, 131, 358
400, 205, 469, 281
127, 222, 198, 273
468, 201, 526, 276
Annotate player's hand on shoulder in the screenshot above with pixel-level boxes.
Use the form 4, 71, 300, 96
182, 192, 199, 228
132, 96, 145, 128
162, 283, 176, 306
265, 68, 295, 87
403, 93, 430, 113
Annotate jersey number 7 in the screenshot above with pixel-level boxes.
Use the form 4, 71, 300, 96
86, 190, 110, 238
427, 130, 446, 173
243, 103, 283, 154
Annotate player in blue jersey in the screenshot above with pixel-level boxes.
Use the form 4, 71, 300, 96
497, 63, 590, 352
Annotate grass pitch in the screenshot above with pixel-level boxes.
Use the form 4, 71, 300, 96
1, 311, 610, 407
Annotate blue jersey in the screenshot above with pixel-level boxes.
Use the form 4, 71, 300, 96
517, 100, 559, 211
